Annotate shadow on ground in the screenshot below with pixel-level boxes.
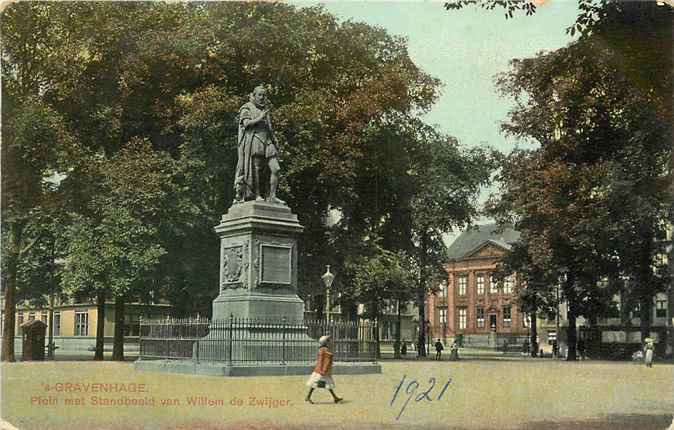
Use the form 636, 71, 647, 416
22, 413, 668, 430
216, 414, 674, 430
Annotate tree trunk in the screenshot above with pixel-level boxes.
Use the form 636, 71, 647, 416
416, 232, 429, 357
374, 315, 381, 360
94, 291, 106, 361
530, 309, 538, 358
566, 303, 577, 361
1, 222, 25, 363
112, 296, 125, 361
316, 295, 325, 321
1, 257, 17, 362
589, 314, 600, 359
395, 299, 402, 359
637, 230, 655, 342
665, 284, 674, 358
619, 279, 631, 326
639, 295, 652, 342
416, 287, 427, 357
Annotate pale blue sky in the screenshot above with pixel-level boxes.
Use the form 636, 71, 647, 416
291, 1, 580, 239
292, 1, 578, 153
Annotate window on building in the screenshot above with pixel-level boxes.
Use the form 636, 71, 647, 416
607, 300, 621, 318
28, 312, 35, 321
548, 331, 557, 345
382, 320, 392, 340
75, 311, 89, 336
17, 312, 24, 327
439, 281, 447, 299
504, 275, 514, 295
522, 313, 530, 328
476, 307, 485, 328
457, 276, 467, 296
458, 307, 467, 330
489, 275, 498, 294
439, 308, 447, 324
41, 311, 48, 323
630, 303, 641, 319
53, 312, 61, 337
503, 306, 512, 327
656, 300, 667, 318
476, 275, 485, 295
655, 253, 667, 267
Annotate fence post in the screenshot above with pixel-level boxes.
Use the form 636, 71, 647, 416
193, 320, 200, 366
228, 314, 234, 366
281, 317, 287, 365
166, 318, 171, 360
138, 316, 143, 361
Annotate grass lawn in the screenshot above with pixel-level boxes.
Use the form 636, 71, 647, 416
2, 359, 672, 430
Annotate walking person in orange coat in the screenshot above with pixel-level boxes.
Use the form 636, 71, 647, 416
305, 335, 343, 404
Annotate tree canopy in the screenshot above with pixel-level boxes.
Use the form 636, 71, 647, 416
1, 2, 496, 361
491, 26, 671, 358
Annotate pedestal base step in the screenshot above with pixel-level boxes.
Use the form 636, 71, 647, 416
134, 359, 381, 377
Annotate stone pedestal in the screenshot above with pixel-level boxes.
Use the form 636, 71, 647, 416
488, 330, 497, 349
198, 200, 315, 363
211, 200, 305, 322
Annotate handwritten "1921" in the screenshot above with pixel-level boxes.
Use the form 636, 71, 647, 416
390, 374, 452, 420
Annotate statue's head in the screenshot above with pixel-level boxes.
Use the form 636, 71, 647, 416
251, 85, 267, 106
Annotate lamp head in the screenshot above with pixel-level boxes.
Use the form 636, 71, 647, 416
321, 265, 335, 289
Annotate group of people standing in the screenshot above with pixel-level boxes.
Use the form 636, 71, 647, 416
434, 339, 460, 361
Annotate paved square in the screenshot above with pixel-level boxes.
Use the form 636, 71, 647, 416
2, 359, 672, 429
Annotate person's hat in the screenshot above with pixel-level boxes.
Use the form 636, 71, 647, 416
319, 335, 330, 346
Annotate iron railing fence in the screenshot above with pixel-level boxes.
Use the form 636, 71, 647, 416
138, 316, 378, 364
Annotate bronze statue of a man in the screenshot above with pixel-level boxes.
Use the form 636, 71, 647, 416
234, 85, 284, 204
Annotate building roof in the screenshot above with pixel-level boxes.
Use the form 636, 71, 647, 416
446, 224, 520, 261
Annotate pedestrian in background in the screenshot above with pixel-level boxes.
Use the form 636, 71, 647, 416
393, 339, 401, 358
305, 335, 343, 404
644, 337, 654, 368
577, 338, 586, 360
449, 340, 460, 361
434, 339, 444, 360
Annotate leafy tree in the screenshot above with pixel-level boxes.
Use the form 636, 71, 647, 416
170, 4, 441, 313
495, 234, 558, 357
344, 246, 415, 358
0, 93, 76, 361
3, 4, 469, 361
494, 31, 671, 357
61, 140, 176, 360
407, 131, 499, 356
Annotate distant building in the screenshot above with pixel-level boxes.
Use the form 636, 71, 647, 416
552, 221, 673, 358
1, 297, 173, 352
427, 224, 529, 347
362, 300, 418, 346
304, 296, 418, 346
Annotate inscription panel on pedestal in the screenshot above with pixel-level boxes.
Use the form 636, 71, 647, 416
259, 243, 292, 286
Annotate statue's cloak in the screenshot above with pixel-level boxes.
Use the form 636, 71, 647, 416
234, 101, 277, 201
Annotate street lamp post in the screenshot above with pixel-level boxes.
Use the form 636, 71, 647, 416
556, 267, 568, 358
665, 227, 674, 357
555, 283, 560, 357
48, 257, 66, 360
667, 284, 673, 358
322, 265, 335, 324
